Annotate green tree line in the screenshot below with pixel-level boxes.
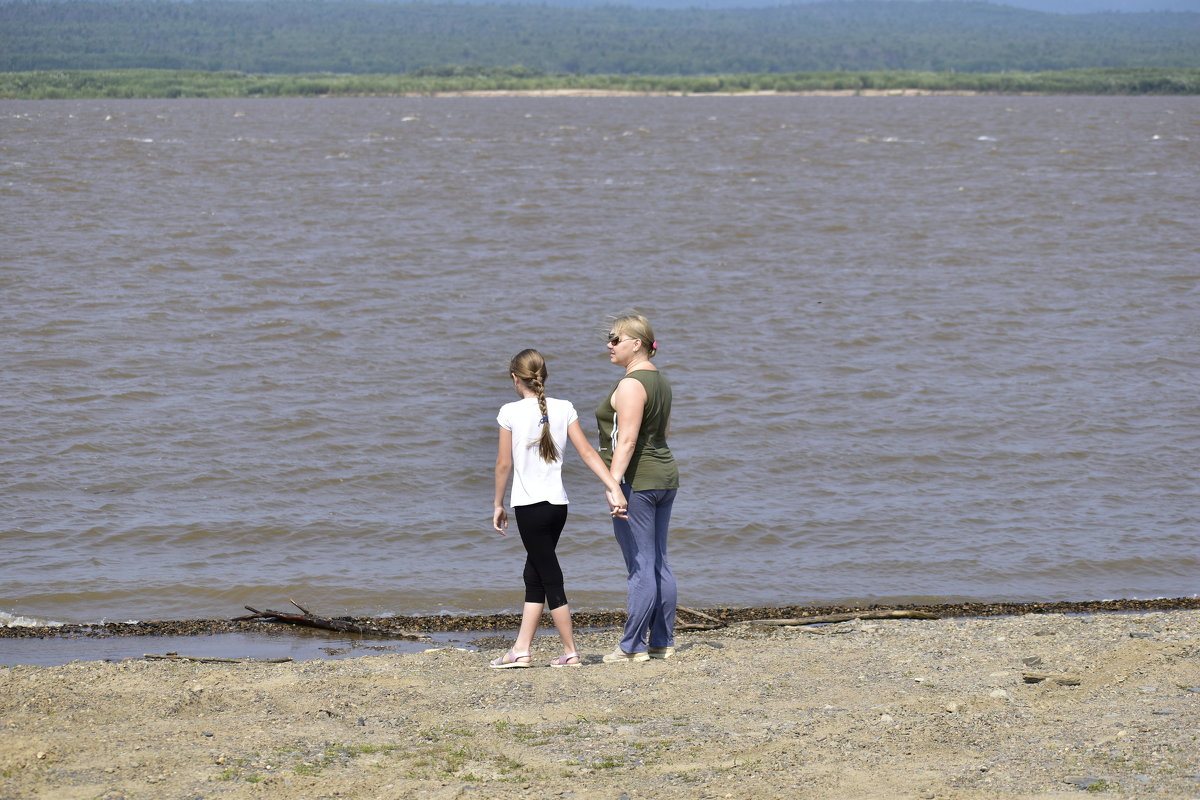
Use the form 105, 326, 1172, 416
2, 0, 1199, 75
3, 67, 1198, 99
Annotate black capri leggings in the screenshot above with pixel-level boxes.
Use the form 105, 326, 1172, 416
514, 501, 570, 610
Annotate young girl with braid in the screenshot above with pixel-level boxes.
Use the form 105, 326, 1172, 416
490, 349, 626, 668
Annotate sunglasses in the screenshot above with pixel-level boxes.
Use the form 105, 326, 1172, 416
607, 333, 635, 346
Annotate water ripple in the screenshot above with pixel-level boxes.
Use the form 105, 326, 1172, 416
2, 95, 1197, 623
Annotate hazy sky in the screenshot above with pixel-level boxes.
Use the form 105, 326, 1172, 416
998, 0, 1199, 12
577, 0, 1200, 12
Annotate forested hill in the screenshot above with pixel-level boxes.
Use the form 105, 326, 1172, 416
2, 0, 1198, 74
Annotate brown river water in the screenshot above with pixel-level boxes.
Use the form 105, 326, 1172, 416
2, 95, 1197, 627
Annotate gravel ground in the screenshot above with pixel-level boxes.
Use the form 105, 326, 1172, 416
2, 608, 1198, 799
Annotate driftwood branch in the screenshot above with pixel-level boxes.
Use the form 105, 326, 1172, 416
232, 600, 426, 639
677, 606, 726, 627
1023, 672, 1082, 686
288, 598, 314, 615
675, 606, 726, 630
751, 610, 940, 627
676, 621, 721, 631
144, 652, 293, 663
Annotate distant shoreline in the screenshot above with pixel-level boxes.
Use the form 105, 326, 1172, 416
5, 596, 1197, 640
3, 67, 1198, 100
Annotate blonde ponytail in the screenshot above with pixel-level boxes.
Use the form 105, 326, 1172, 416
530, 377, 560, 464
509, 349, 560, 464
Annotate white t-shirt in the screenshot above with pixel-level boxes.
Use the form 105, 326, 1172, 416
497, 396, 578, 507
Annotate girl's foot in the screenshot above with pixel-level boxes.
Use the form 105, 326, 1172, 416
489, 650, 532, 669
549, 653, 581, 668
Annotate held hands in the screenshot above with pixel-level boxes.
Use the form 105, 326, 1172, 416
493, 506, 508, 535
606, 486, 629, 520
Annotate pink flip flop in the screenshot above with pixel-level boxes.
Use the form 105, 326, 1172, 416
549, 653, 582, 668
489, 650, 532, 669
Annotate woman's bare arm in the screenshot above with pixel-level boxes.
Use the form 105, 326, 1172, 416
607, 377, 646, 485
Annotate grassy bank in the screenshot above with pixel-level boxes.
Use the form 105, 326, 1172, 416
3, 66, 1199, 99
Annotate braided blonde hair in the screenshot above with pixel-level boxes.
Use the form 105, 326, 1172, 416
509, 349, 560, 464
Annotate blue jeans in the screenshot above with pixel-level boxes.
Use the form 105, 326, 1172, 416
612, 485, 677, 654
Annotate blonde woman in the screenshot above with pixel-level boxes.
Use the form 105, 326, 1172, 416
491, 349, 626, 668
596, 314, 680, 663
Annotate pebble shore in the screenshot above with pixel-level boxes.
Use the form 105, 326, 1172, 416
4, 596, 1197, 640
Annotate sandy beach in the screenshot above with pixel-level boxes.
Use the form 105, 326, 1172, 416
3, 607, 1198, 799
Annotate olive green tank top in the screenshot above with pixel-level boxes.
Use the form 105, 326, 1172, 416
595, 369, 679, 492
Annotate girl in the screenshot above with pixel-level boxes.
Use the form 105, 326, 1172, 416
491, 349, 625, 668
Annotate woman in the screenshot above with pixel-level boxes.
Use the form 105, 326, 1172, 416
491, 348, 626, 668
596, 313, 680, 663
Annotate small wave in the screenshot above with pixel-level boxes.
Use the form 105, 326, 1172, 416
1, 611, 64, 629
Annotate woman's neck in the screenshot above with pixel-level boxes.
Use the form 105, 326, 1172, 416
624, 358, 654, 374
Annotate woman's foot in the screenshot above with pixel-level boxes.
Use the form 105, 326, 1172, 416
489, 650, 532, 669
549, 653, 582, 668
602, 648, 650, 663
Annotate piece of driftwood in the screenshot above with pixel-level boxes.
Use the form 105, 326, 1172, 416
233, 599, 425, 639
676, 605, 726, 630
1023, 672, 1082, 686
676, 621, 719, 631
144, 653, 293, 663
750, 610, 940, 627
798, 625, 859, 636
678, 606, 725, 625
